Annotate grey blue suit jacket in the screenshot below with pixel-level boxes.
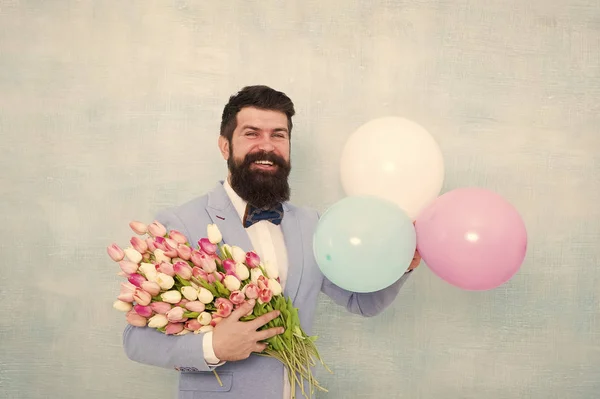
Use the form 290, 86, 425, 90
122, 181, 412, 398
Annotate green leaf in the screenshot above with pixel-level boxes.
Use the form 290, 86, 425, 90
183, 311, 200, 318
175, 275, 192, 286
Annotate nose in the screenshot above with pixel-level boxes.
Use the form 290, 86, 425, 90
257, 136, 275, 152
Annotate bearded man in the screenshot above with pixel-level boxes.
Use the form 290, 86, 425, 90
122, 85, 420, 399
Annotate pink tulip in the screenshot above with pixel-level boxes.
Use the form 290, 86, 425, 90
154, 237, 167, 251
229, 290, 245, 305
222, 259, 237, 276
165, 322, 184, 335
198, 238, 217, 255
185, 319, 202, 331
128, 273, 146, 288
206, 272, 217, 284
173, 261, 193, 280
176, 298, 189, 307
133, 304, 153, 318
185, 301, 206, 313
119, 260, 139, 275
192, 266, 207, 280
148, 221, 167, 237
130, 237, 148, 253
118, 292, 134, 302
214, 272, 225, 283
150, 301, 172, 314
126, 310, 147, 327
157, 262, 175, 277
176, 244, 192, 260
258, 288, 273, 304
169, 230, 188, 244
107, 244, 125, 262
142, 253, 151, 261
245, 251, 261, 268
243, 282, 259, 300
163, 238, 179, 257
166, 307, 186, 323
133, 288, 152, 306
141, 281, 161, 296
210, 316, 223, 327
214, 298, 234, 318
146, 238, 157, 252
129, 221, 148, 235
257, 275, 269, 290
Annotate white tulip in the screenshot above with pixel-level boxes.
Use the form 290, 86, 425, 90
222, 244, 232, 255
199, 325, 214, 333
235, 263, 250, 281
156, 273, 175, 290
197, 312, 212, 326
154, 249, 170, 264
231, 246, 246, 263
207, 224, 222, 244
250, 268, 264, 283
148, 314, 168, 328
181, 286, 198, 301
197, 287, 214, 304
124, 247, 142, 264
161, 290, 182, 304
268, 278, 283, 296
264, 260, 279, 279
223, 275, 241, 291
112, 300, 132, 312
139, 263, 158, 282
176, 329, 191, 336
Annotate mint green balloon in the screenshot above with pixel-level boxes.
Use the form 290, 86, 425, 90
313, 195, 416, 293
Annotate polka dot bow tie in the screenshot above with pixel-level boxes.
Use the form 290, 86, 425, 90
243, 203, 284, 228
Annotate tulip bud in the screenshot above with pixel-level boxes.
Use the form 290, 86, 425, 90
141, 281, 161, 296
133, 288, 152, 306
258, 288, 273, 304
154, 236, 167, 251
156, 273, 175, 290
107, 244, 125, 262
150, 301, 172, 314
264, 260, 279, 279
128, 273, 146, 288
207, 224, 222, 244
222, 259, 237, 276
245, 251, 261, 268
126, 310, 147, 327
235, 263, 250, 281
148, 314, 168, 328
118, 260, 139, 275
231, 246, 246, 263
197, 287, 214, 304
165, 322, 184, 335
197, 312, 212, 326
214, 298, 234, 318
181, 286, 198, 301
163, 238, 179, 257
148, 221, 167, 237
145, 238, 157, 252
138, 262, 158, 282
154, 249, 171, 264
161, 290, 182, 304
250, 268, 264, 283
156, 261, 175, 277
185, 319, 202, 332
198, 238, 217, 255
176, 244, 192, 260
185, 301, 205, 313
129, 221, 148, 235
199, 325, 214, 333
166, 307, 186, 322
133, 304, 153, 318
173, 261, 193, 280
113, 300, 132, 312
130, 236, 148, 253
223, 275, 241, 291
243, 282, 259, 299
229, 290, 245, 305
169, 230, 188, 244
124, 247, 143, 264
268, 278, 282, 296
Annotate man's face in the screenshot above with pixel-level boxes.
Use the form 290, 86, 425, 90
219, 106, 291, 209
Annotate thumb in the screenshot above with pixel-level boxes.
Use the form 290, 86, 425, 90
230, 299, 256, 321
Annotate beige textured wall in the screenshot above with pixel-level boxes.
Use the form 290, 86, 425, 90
1, 1, 599, 398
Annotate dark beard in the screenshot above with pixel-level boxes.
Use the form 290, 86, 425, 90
228, 150, 291, 209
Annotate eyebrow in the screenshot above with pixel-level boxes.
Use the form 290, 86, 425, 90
241, 125, 289, 133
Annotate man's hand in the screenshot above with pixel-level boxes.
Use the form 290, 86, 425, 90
212, 299, 284, 362
408, 249, 421, 271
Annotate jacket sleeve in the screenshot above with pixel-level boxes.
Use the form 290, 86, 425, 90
121, 208, 221, 372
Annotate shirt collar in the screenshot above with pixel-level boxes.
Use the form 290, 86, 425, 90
222, 178, 247, 222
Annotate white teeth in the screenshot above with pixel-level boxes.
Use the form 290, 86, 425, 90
254, 160, 273, 165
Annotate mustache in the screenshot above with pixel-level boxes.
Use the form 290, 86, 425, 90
242, 151, 288, 169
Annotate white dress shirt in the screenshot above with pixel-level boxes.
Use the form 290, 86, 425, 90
202, 178, 291, 399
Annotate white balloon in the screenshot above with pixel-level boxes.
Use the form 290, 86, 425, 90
340, 117, 444, 220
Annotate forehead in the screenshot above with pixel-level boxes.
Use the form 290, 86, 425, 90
234, 107, 289, 132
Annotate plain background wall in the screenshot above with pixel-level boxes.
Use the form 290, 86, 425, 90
1, 1, 599, 398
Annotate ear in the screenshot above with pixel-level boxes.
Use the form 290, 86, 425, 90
218, 136, 230, 160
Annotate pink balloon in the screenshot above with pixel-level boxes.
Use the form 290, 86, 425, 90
415, 188, 527, 290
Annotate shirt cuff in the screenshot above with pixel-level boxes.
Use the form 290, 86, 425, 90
202, 331, 222, 365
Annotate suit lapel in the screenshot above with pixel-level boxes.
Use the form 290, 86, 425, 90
206, 182, 253, 252
281, 204, 304, 303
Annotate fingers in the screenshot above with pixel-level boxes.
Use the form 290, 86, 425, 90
255, 326, 284, 341
229, 299, 256, 321
253, 343, 268, 353
249, 310, 281, 330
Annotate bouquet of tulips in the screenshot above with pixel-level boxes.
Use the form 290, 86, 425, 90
108, 220, 330, 398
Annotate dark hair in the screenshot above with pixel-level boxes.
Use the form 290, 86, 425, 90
220, 85, 295, 141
